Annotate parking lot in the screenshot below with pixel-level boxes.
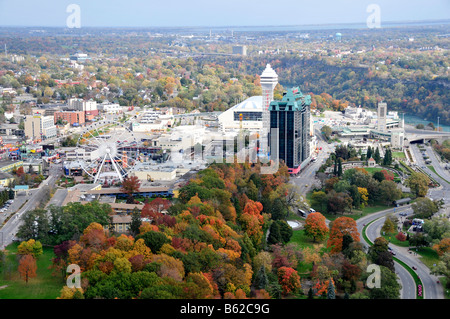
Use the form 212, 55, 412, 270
0, 195, 29, 224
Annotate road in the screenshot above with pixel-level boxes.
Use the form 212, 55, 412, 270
290, 126, 334, 195
357, 205, 418, 299
0, 163, 62, 249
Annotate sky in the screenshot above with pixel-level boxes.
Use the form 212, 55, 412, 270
0, 0, 449, 28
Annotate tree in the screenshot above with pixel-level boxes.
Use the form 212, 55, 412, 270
321, 125, 332, 140
17, 239, 43, 258
304, 212, 329, 242
327, 190, 352, 215
378, 180, 402, 205
17, 208, 50, 242
383, 148, 393, 166
367, 146, 372, 159
368, 237, 395, 272
411, 197, 439, 219
395, 232, 407, 242
423, 217, 450, 242
130, 208, 142, 236
431, 252, 450, 288
381, 217, 396, 235
327, 278, 336, 299
267, 221, 282, 245
406, 172, 430, 198
18, 254, 37, 284
310, 191, 328, 213
373, 147, 381, 164
277, 266, 301, 295
367, 266, 401, 299
120, 176, 141, 204
372, 171, 385, 182
253, 265, 268, 290
137, 230, 170, 254
327, 217, 360, 254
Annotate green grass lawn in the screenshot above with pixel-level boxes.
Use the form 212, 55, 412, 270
392, 152, 406, 159
0, 243, 63, 299
289, 229, 330, 276
364, 167, 400, 178
414, 247, 440, 269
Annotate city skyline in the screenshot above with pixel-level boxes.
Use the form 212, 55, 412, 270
0, 0, 449, 28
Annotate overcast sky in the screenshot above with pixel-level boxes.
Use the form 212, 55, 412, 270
0, 0, 449, 28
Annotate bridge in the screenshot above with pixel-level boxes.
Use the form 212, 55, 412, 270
404, 128, 450, 144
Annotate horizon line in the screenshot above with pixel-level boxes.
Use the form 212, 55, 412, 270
0, 18, 449, 30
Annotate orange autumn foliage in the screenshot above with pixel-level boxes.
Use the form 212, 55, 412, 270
18, 254, 37, 284
327, 216, 360, 254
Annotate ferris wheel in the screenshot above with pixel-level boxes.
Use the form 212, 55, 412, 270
76, 120, 139, 184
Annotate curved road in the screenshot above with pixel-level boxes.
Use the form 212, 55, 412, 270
357, 205, 443, 299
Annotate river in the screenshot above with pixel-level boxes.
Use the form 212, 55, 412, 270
404, 114, 450, 132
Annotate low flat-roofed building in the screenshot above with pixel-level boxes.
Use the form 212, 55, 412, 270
0, 171, 14, 187
86, 186, 173, 199
0, 160, 23, 173
107, 214, 132, 233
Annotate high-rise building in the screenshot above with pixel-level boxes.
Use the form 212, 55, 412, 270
260, 64, 278, 156
24, 114, 57, 141
269, 87, 311, 174
377, 102, 387, 131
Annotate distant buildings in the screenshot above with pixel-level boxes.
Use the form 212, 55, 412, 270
67, 98, 98, 121
70, 53, 90, 62
232, 45, 247, 56
98, 102, 123, 114
54, 110, 85, 126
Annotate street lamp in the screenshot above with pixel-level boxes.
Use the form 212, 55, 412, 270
437, 117, 440, 132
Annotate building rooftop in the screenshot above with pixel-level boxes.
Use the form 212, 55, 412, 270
229, 96, 262, 112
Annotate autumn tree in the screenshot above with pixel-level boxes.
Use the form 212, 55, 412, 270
277, 266, 301, 296
327, 217, 360, 254
17, 239, 43, 258
406, 172, 430, 198
120, 175, 141, 204
18, 254, 37, 284
304, 212, 329, 243
433, 238, 450, 256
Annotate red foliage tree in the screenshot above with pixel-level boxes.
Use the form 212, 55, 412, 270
277, 266, 301, 295
120, 175, 141, 203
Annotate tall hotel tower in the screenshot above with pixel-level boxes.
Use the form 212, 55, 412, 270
260, 64, 278, 157
269, 87, 311, 174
